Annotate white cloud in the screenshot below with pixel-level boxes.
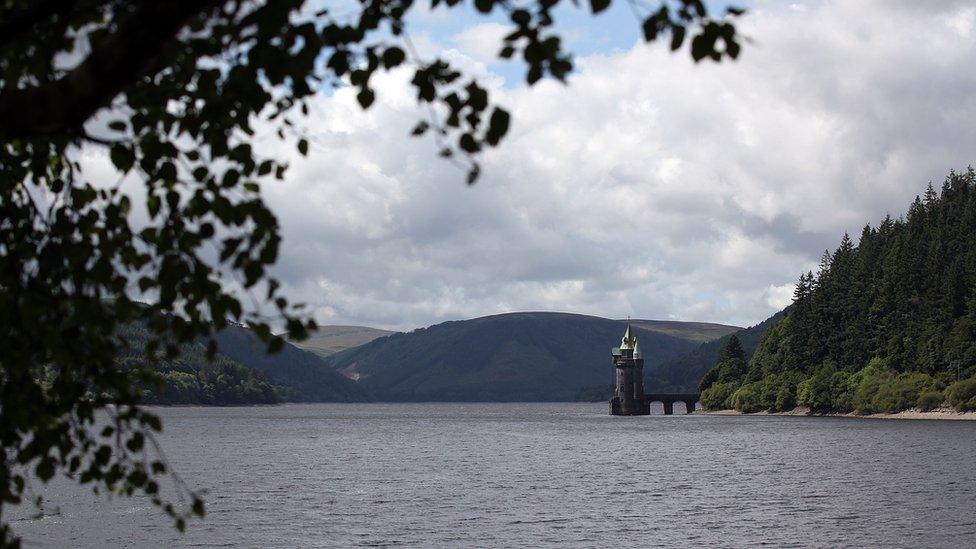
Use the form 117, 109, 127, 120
236, 0, 976, 331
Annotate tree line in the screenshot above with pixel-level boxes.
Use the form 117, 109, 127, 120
700, 168, 976, 413
116, 324, 281, 406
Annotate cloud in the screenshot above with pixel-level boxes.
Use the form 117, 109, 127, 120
238, 0, 976, 331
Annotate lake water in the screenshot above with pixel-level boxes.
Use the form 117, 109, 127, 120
10, 403, 976, 548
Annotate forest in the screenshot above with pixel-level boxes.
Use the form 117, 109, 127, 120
116, 324, 281, 405
699, 168, 976, 414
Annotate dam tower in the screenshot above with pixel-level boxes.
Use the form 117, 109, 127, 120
608, 325, 650, 415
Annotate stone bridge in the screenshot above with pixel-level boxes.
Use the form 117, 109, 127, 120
645, 393, 700, 415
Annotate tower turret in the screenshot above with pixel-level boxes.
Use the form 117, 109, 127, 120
608, 324, 650, 415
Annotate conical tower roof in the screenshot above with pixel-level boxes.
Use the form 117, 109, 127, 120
633, 337, 642, 359
620, 324, 636, 350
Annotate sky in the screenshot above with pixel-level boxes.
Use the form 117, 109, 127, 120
98, 0, 976, 332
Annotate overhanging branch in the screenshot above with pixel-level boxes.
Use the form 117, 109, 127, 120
0, 1, 219, 140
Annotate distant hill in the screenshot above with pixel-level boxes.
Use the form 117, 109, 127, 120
215, 324, 370, 402
651, 311, 785, 392
627, 319, 740, 344
289, 325, 395, 358
326, 312, 737, 401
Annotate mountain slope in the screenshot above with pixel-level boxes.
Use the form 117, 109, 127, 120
627, 319, 740, 344
701, 169, 976, 414
117, 323, 282, 405
327, 312, 733, 401
289, 325, 395, 358
651, 311, 785, 392
215, 324, 370, 402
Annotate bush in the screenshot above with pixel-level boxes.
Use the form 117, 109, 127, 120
854, 370, 933, 413
775, 384, 796, 411
798, 362, 852, 413
730, 383, 763, 413
916, 391, 944, 412
700, 382, 738, 410
946, 378, 976, 411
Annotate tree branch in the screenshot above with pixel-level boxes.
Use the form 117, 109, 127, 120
0, 1, 219, 140
0, 0, 78, 50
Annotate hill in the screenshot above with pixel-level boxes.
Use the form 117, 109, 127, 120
118, 322, 371, 404
214, 324, 370, 402
117, 323, 281, 405
289, 325, 395, 358
627, 319, 740, 344
326, 312, 738, 401
700, 169, 976, 414
650, 311, 784, 392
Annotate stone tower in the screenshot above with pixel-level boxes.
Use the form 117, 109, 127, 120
608, 325, 650, 415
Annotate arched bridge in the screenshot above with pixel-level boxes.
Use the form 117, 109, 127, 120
645, 393, 700, 415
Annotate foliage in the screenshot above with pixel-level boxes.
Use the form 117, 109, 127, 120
718, 334, 745, 362
0, 0, 747, 544
700, 381, 738, 410
671, 311, 785, 393
700, 170, 976, 414
916, 391, 945, 412
946, 378, 976, 411
730, 382, 763, 413
117, 324, 280, 406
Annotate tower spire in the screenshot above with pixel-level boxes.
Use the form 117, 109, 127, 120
620, 324, 636, 350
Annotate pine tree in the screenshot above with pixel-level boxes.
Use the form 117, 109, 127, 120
719, 334, 746, 362
703, 168, 976, 411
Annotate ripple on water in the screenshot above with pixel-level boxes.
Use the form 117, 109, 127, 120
8, 403, 976, 548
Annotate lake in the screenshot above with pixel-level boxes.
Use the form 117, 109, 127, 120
10, 403, 976, 547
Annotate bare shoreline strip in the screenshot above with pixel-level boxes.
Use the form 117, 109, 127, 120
701, 406, 976, 421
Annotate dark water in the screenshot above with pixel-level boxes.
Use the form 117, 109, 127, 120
10, 403, 976, 548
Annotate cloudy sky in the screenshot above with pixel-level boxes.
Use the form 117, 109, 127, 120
244, 0, 976, 331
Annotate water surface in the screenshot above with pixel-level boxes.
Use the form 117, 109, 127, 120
12, 403, 976, 547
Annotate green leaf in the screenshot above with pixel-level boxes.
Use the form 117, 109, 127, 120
110, 144, 135, 173
357, 88, 375, 109
382, 47, 406, 69
589, 0, 611, 14
485, 108, 510, 146
459, 133, 480, 153
268, 337, 284, 354
670, 25, 686, 51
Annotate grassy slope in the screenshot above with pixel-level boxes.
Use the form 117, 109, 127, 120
627, 319, 741, 344
289, 325, 396, 358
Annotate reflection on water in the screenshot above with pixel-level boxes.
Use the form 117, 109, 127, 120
11, 403, 976, 547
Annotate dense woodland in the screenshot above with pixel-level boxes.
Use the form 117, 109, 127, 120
116, 324, 281, 405
700, 169, 976, 413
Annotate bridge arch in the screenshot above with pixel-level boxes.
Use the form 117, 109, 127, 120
644, 393, 700, 415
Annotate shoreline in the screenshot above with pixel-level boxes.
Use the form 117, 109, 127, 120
702, 405, 976, 421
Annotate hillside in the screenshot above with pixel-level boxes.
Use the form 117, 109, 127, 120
117, 323, 281, 405
289, 325, 395, 358
326, 312, 737, 401
650, 311, 784, 392
215, 324, 370, 402
627, 319, 740, 344
700, 169, 976, 414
